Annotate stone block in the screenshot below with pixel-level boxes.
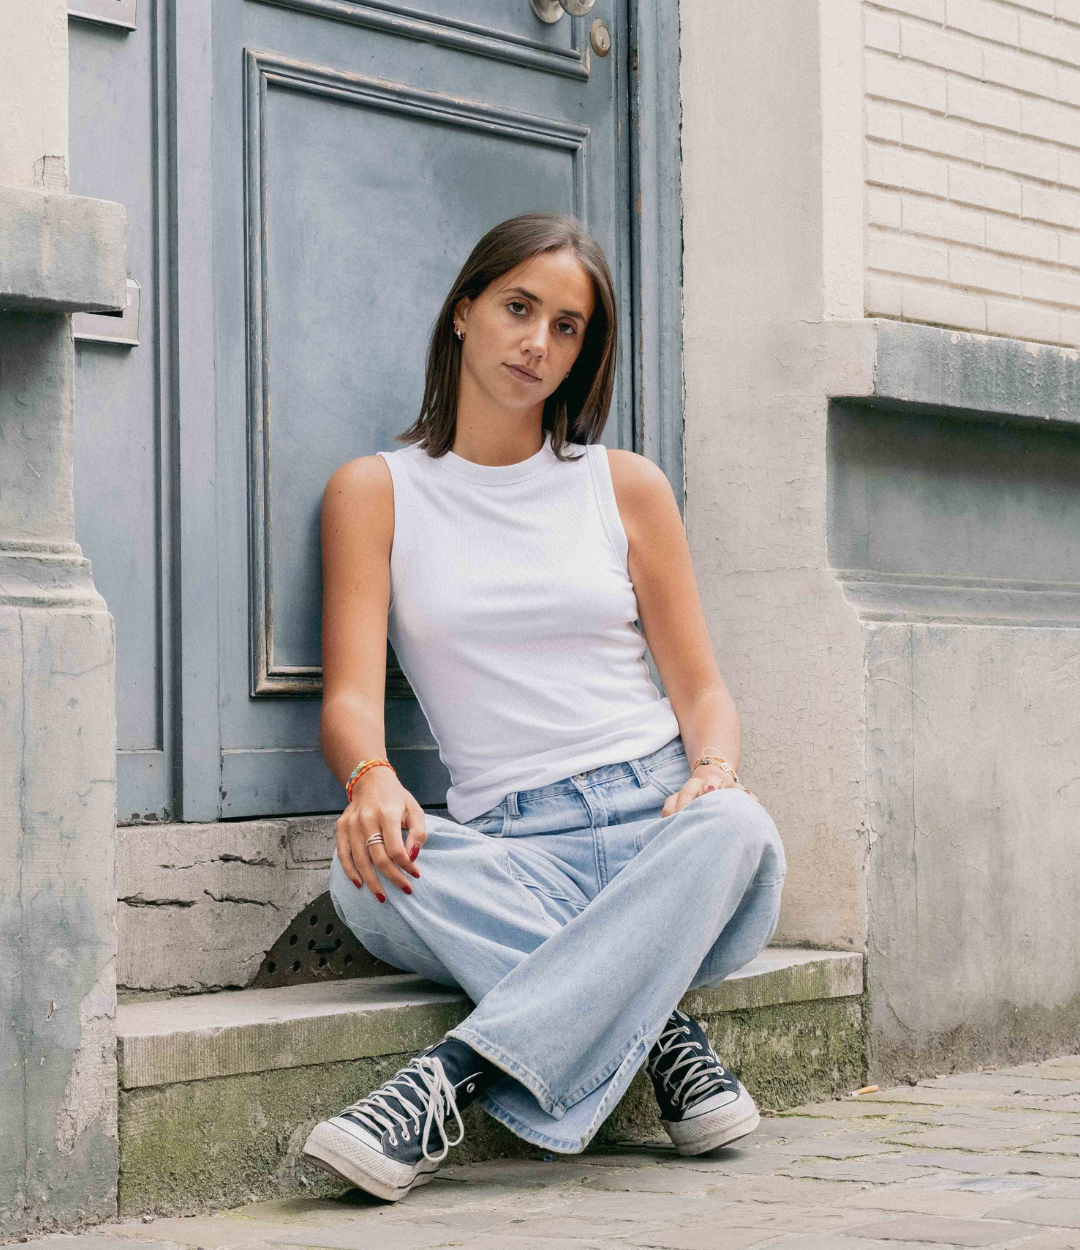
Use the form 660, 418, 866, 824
117, 817, 338, 992
0, 601, 118, 1236
893, 1125, 1068, 1152
842, 1214, 1032, 1244
118, 976, 468, 1089
995, 1196, 1080, 1226
115, 952, 865, 1216
0, 187, 126, 312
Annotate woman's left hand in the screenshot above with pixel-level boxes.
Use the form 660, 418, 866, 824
661, 772, 754, 818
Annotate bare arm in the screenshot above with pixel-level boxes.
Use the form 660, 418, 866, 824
607, 449, 744, 815
320, 455, 425, 898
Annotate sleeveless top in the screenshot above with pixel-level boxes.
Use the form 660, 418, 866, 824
376, 429, 681, 823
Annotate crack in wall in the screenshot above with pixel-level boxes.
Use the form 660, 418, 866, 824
119, 895, 196, 909
202, 891, 279, 909
155, 853, 280, 870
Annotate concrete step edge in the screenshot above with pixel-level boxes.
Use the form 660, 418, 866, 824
117, 947, 863, 1090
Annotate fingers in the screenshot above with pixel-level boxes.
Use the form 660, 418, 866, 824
403, 798, 428, 865
351, 829, 386, 902
366, 810, 417, 894
337, 815, 384, 901
662, 775, 743, 818
338, 785, 430, 900
335, 818, 363, 890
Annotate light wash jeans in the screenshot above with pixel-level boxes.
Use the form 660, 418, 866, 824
328, 735, 786, 1154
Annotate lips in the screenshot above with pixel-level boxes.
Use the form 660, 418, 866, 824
507, 364, 540, 383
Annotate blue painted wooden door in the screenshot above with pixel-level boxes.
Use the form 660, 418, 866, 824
71, 0, 634, 822
210, 0, 633, 819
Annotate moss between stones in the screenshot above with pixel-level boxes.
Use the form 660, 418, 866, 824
118, 996, 865, 1218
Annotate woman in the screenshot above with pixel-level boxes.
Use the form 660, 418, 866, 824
302, 212, 786, 1202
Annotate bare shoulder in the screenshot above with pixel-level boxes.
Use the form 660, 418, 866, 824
324, 452, 391, 498
605, 447, 677, 517
322, 454, 394, 540
324, 453, 392, 509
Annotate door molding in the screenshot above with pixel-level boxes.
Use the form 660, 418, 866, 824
629, 0, 684, 510
242, 48, 591, 697
172, 0, 222, 821
250, 0, 591, 80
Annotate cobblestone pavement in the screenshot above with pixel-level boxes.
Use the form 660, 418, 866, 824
26, 1054, 1080, 1250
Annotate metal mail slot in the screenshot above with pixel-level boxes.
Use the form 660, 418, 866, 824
68, 0, 137, 30
73, 278, 140, 346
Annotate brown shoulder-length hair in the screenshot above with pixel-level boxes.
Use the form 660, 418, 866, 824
395, 211, 617, 462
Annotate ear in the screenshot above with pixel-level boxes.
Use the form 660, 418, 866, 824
453, 295, 472, 329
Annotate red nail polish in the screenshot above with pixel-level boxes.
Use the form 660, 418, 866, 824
409, 845, 420, 861
403, 885, 412, 895
353, 879, 363, 890
376, 892, 386, 903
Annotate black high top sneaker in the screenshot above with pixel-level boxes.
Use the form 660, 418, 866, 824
302, 1038, 499, 1201
646, 1009, 760, 1155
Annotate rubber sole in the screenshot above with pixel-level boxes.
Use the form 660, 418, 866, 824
302, 1120, 441, 1202
663, 1087, 762, 1157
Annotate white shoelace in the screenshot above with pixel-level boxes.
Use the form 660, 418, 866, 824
342, 1055, 465, 1163
649, 1018, 731, 1109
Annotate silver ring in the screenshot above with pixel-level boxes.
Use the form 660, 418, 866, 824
366, 833, 385, 847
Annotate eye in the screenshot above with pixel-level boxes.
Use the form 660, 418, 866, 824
507, 300, 527, 315
556, 321, 578, 336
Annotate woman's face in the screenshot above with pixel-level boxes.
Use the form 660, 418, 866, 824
454, 248, 597, 413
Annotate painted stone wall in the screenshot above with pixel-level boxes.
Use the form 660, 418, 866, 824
680, 0, 1080, 1079
0, 0, 125, 1234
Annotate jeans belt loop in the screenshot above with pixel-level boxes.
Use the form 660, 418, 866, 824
627, 757, 650, 788
506, 789, 521, 818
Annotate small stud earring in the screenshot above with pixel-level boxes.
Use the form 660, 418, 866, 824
455, 326, 464, 341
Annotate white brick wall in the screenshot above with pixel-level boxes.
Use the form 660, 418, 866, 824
864, 0, 1080, 346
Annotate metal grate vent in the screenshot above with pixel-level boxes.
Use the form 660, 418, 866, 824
251, 890, 402, 988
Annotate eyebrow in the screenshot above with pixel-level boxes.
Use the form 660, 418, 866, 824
502, 286, 587, 323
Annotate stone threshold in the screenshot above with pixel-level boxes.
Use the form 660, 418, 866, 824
118, 947, 863, 1091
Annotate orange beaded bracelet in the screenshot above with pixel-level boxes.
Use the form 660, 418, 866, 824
345, 757, 395, 804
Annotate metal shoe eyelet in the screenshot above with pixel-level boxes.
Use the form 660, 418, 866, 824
402, 1129, 410, 1141
467, 1082, 476, 1093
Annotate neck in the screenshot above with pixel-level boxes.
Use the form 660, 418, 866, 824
451, 364, 547, 466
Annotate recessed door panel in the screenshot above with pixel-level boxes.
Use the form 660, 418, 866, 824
258, 57, 583, 682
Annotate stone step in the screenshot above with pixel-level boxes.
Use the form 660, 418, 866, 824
116, 948, 865, 1218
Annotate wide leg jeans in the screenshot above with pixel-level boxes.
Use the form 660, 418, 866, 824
328, 735, 787, 1154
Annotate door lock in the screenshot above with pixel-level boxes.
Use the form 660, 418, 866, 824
530, 0, 596, 23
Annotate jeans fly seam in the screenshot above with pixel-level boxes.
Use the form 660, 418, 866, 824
593, 825, 609, 891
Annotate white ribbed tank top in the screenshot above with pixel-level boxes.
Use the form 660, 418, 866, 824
376, 428, 680, 823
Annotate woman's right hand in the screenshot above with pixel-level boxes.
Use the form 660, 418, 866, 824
336, 767, 428, 902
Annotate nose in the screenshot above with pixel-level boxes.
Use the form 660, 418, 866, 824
521, 320, 550, 359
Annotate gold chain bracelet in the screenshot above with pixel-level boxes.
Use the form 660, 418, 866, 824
691, 751, 740, 785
